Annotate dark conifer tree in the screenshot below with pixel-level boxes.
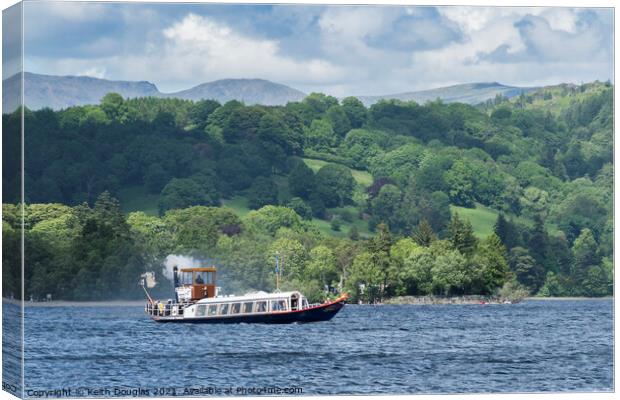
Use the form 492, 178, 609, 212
413, 218, 437, 247
448, 212, 477, 257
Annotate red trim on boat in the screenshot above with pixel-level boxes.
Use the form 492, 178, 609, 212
267, 294, 348, 315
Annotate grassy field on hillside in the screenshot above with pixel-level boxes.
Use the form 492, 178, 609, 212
302, 158, 373, 187
450, 203, 499, 239
119, 185, 540, 242
224, 196, 371, 238
512, 81, 610, 116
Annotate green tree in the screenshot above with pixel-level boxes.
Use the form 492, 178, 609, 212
266, 237, 308, 280
348, 225, 360, 241
247, 177, 279, 210
100, 93, 128, 123
307, 245, 338, 289
346, 251, 384, 303
288, 160, 315, 199
159, 178, 220, 215
302, 93, 339, 121
538, 271, 570, 297
222, 106, 265, 143
520, 187, 550, 221
69, 192, 142, 300
214, 234, 272, 293
305, 119, 337, 151
286, 197, 313, 220
257, 112, 300, 155
164, 206, 241, 250
189, 99, 221, 129
127, 211, 174, 263
431, 249, 470, 295
341, 97, 368, 129
448, 212, 478, 257
508, 246, 544, 291
581, 265, 610, 297
244, 205, 304, 236
326, 105, 352, 137
571, 228, 600, 291
369, 184, 402, 231
493, 213, 520, 249
368, 223, 396, 298
444, 159, 476, 207
412, 219, 436, 247
330, 216, 341, 232
471, 234, 509, 294
307, 192, 327, 219
315, 163, 355, 207
392, 240, 431, 295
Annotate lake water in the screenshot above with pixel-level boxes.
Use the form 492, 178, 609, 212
4, 299, 614, 396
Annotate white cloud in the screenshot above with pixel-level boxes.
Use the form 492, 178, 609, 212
22, 6, 613, 97
78, 67, 106, 79
27, 13, 347, 92
317, 6, 394, 63
391, 6, 612, 93
148, 14, 345, 90
437, 7, 530, 35
540, 8, 579, 33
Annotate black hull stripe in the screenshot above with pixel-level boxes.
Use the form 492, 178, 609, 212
151, 302, 345, 324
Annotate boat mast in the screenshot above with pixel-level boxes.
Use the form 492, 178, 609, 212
275, 253, 285, 292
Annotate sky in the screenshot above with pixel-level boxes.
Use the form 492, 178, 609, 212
10, 2, 615, 96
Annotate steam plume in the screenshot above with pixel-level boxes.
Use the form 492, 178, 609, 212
162, 255, 202, 281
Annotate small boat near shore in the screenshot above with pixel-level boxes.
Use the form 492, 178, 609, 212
143, 265, 347, 323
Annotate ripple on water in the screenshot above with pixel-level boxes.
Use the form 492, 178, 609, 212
15, 300, 613, 395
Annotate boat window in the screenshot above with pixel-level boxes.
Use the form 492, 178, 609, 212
207, 305, 217, 316
196, 304, 207, 317
206, 271, 214, 284
219, 304, 229, 315
271, 299, 287, 311
195, 271, 207, 284
181, 272, 193, 285
243, 302, 253, 313
230, 303, 241, 314
255, 301, 267, 313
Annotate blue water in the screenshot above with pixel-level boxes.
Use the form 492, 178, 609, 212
7, 300, 615, 396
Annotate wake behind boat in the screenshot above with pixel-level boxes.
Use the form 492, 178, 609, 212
143, 264, 347, 323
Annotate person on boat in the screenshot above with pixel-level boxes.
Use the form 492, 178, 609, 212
195, 274, 204, 284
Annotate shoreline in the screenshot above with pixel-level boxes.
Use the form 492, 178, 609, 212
524, 296, 613, 301
3, 296, 613, 307
383, 295, 613, 305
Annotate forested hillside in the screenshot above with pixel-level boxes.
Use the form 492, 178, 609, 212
2, 81, 613, 301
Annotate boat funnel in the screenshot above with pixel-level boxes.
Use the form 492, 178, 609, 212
173, 266, 179, 288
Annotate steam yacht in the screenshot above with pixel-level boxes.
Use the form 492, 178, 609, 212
143, 265, 347, 323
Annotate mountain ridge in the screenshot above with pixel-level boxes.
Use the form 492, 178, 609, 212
355, 82, 537, 106
3, 72, 539, 111
2, 72, 307, 111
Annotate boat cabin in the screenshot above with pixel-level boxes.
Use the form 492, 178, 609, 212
175, 267, 217, 302
183, 291, 309, 318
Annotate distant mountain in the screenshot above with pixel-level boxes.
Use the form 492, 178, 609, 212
2, 72, 307, 111
2, 73, 538, 112
168, 79, 306, 106
357, 82, 537, 106
3, 72, 160, 111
